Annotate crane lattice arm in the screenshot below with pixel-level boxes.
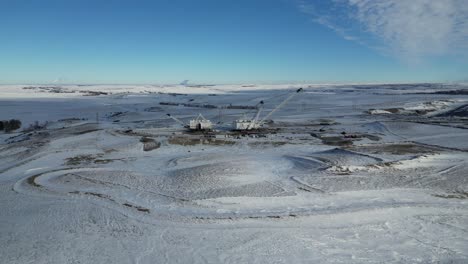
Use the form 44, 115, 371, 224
259, 88, 303, 124
247, 101, 264, 130
167, 114, 187, 127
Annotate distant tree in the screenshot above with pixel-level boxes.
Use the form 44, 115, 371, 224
2, 121, 9, 132
24, 120, 47, 132
11, 119, 22, 131
4, 119, 21, 132
0, 121, 3, 131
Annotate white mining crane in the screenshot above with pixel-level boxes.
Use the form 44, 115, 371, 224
235, 101, 264, 130
234, 88, 303, 131
167, 113, 213, 131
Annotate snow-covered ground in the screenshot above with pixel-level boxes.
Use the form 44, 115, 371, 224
1, 83, 467, 263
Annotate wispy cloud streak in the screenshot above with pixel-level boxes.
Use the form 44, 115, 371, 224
298, 0, 468, 61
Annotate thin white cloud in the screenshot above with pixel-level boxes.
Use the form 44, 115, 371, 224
298, 0, 468, 62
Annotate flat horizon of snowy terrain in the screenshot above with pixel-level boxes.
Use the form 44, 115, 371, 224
1, 82, 463, 98
1, 83, 467, 263
0, 83, 315, 98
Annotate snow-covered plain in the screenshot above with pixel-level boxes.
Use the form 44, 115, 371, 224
1, 83, 467, 263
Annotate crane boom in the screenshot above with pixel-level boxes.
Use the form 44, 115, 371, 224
247, 101, 264, 130
259, 88, 303, 124
167, 114, 187, 127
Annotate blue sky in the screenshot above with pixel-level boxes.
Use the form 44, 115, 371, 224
0, 0, 467, 84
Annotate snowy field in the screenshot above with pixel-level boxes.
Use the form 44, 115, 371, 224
1, 83, 468, 263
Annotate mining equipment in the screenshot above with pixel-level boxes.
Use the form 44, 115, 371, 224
234, 88, 303, 131
167, 113, 213, 131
